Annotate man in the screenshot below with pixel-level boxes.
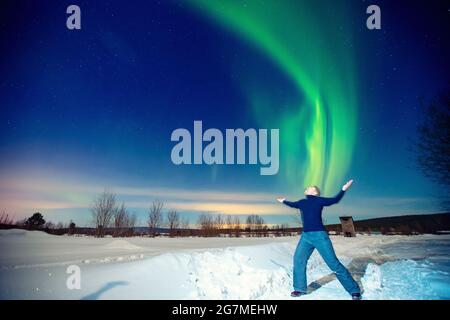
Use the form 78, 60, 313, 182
277, 179, 362, 300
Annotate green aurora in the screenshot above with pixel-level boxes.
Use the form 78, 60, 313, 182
187, 0, 358, 194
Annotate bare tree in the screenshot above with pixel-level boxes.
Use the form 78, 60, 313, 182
233, 215, 241, 237
415, 90, 450, 192
246, 214, 256, 235
198, 213, 215, 237
215, 214, 224, 235
246, 215, 254, 232
246, 214, 265, 237
0, 211, 14, 225
113, 202, 127, 237
122, 212, 136, 237
180, 216, 190, 236
126, 212, 137, 227
225, 215, 233, 227
225, 215, 233, 237
255, 215, 266, 237
167, 209, 180, 236
148, 200, 164, 237
91, 190, 117, 237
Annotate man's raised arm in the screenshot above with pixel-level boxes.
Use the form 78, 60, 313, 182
277, 197, 301, 209
319, 179, 354, 206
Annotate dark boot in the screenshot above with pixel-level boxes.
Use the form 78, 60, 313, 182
291, 290, 306, 297
352, 293, 362, 300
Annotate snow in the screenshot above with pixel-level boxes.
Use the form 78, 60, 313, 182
361, 260, 450, 299
0, 229, 449, 300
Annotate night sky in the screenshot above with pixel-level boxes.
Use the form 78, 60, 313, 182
0, 0, 449, 226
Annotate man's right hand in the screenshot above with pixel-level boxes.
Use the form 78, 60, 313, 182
276, 197, 286, 203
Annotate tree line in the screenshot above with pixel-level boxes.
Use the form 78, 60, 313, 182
91, 190, 291, 238
0, 190, 298, 238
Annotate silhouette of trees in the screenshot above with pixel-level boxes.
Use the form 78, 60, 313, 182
68, 220, 76, 235
123, 212, 137, 236
91, 190, 116, 237
233, 216, 241, 237
113, 202, 128, 237
167, 209, 180, 236
148, 200, 164, 237
246, 214, 266, 236
24, 212, 45, 229
0, 211, 14, 225
197, 213, 215, 237
195, 213, 272, 237
416, 90, 450, 189
215, 214, 224, 231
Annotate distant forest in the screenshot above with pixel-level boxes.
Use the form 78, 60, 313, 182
1, 211, 449, 237
325, 213, 450, 235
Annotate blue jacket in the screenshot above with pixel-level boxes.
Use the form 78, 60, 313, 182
283, 190, 346, 232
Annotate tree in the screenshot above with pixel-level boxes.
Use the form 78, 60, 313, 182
233, 216, 241, 237
68, 220, 76, 235
245, 214, 265, 236
225, 215, 233, 237
246, 214, 257, 232
214, 214, 224, 234
167, 210, 180, 236
91, 190, 117, 237
113, 202, 127, 237
124, 212, 137, 236
180, 216, 190, 236
254, 215, 266, 237
197, 213, 215, 237
148, 200, 164, 237
415, 90, 450, 189
0, 211, 13, 225
24, 212, 45, 229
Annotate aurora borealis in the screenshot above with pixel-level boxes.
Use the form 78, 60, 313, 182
0, 0, 449, 226
187, 0, 358, 194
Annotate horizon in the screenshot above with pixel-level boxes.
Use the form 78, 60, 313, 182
1, 1, 449, 227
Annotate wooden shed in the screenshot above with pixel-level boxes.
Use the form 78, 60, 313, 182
339, 216, 356, 237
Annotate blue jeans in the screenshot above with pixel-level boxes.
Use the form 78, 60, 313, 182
293, 231, 360, 295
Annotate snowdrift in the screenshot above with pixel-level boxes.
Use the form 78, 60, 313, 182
0, 229, 449, 299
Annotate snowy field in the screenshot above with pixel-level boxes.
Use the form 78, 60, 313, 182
0, 229, 449, 300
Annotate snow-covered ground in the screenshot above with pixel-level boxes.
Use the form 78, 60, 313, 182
0, 229, 449, 300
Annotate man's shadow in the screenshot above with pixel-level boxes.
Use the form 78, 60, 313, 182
81, 281, 129, 300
